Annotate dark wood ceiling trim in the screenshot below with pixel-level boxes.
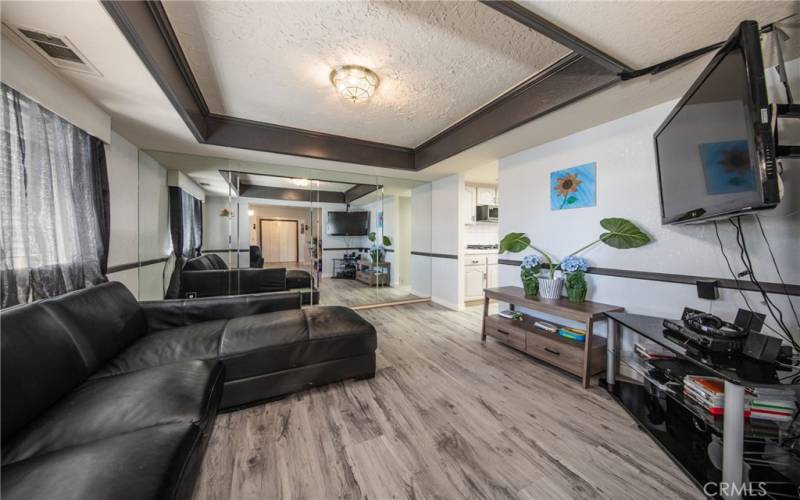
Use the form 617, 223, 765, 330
479, 1, 631, 74
344, 183, 379, 204
205, 114, 416, 171
414, 54, 618, 169
105, 0, 625, 172
102, 0, 207, 140
239, 184, 345, 204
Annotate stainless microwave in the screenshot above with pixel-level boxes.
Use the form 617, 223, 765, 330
476, 205, 498, 222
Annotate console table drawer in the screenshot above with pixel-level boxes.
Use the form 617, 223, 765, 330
484, 317, 526, 350
524, 332, 583, 375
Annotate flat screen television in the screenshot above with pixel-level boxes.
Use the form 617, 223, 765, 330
654, 20, 779, 224
327, 211, 369, 236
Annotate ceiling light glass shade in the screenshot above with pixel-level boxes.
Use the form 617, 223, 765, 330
292, 178, 311, 187
330, 65, 379, 102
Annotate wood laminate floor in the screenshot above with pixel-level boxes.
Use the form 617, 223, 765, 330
316, 277, 425, 308
193, 302, 702, 500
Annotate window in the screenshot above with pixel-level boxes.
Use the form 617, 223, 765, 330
1, 83, 109, 307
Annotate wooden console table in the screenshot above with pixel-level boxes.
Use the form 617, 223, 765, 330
481, 286, 624, 388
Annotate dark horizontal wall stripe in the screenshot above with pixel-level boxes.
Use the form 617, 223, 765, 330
204, 249, 250, 253
498, 259, 800, 296
107, 257, 168, 274
411, 251, 458, 260
323, 248, 394, 253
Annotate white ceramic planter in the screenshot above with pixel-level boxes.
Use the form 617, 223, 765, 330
538, 277, 564, 299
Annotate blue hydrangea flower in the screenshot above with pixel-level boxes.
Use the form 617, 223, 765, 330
561, 256, 588, 273
520, 254, 541, 270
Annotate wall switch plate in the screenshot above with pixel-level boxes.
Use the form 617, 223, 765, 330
696, 280, 719, 300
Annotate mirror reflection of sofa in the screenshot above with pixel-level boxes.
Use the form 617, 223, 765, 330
175, 254, 317, 303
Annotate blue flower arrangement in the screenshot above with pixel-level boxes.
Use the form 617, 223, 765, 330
521, 254, 541, 270
519, 254, 541, 296
560, 256, 588, 273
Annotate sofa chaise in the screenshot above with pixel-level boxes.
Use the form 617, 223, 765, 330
1, 282, 376, 500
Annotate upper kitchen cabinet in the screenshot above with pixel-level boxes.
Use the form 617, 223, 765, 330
476, 185, 497, 205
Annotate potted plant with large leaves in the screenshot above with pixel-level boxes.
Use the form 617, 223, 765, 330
367, 232, 392, 263
499, 218, 651, 301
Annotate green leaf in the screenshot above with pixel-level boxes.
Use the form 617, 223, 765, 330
598, 218, 651, 249
499, 232, 530, 254
566, 196, 577, 204
368, 232, 376, 243
382, 235, 392, 247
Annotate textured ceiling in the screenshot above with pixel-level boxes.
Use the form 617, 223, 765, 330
161, 0, 571, 147
518, 1, 799, 68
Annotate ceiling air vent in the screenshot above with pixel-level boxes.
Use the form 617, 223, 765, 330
10, 25, 101, 76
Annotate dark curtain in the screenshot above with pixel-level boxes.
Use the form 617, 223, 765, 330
1, 83, 110, 308
165, 186, 202, 298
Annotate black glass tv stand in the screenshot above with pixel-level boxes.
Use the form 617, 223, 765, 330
602, 312, 800, 500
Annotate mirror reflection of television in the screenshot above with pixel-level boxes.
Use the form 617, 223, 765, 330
327, 211, 369, 236
654, 20, 779, 225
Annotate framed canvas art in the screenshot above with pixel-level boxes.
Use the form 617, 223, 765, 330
550, 162, 596, 210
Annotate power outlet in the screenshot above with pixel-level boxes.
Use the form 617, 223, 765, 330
695, 280, 719, 300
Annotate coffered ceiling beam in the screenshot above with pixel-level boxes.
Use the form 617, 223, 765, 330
239, 184, 346, 204
414, 54, 618, 169
344, 184, 379, 204
104, 0, 623, 173
479, 1, 632, 74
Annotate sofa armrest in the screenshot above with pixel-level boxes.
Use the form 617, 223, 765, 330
140, 291, 302, 332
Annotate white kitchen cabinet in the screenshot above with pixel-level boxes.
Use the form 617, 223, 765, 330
464, 186, 477, 224
487, 264, 498, 289
476, 186, 497, 205
464, 266, 485, 301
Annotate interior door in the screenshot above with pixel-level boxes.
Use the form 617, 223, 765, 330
261, 220, 298, 263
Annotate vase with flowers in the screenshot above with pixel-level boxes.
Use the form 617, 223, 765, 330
520, 254, 541, 296
500, 218, 651, 300
562, 256, 588, 303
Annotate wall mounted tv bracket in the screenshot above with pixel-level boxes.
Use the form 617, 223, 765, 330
772, 103, 799, 159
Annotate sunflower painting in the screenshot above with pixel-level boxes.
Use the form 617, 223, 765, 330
550, 162, 596, 210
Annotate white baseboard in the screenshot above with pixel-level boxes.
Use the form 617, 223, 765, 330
431, 296, 462, 311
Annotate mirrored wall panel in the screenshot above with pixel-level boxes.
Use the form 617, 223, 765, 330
137, 150, 431, 309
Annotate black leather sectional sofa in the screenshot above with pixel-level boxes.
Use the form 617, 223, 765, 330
1, 282, 376, 500
178, 254, 316, 302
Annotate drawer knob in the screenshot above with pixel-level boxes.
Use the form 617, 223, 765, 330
543, 347, 560, 356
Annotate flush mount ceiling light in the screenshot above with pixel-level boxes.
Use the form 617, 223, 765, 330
292, 178, 311, 187
330, 65, 379, 102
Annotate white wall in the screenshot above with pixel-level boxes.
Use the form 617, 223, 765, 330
398, 196, 412, 287
0, 30, 110, 143
430, 174, 464, 310
498, 97, 799, 340
105, 132, 139, 294
411, 184, 432, 297
137, 152, 171, 300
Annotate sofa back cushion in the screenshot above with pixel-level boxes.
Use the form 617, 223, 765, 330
1, 303, 89, 441
40, 282, 147, 372
184, 254, 227, 271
